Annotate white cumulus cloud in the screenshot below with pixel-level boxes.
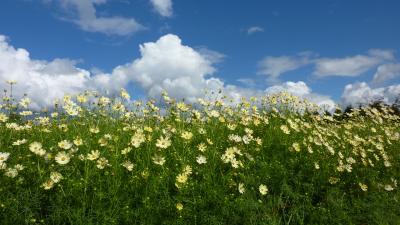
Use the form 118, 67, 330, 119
0, 33, 230, 108
150, 0, 173, 17
0, 33, 343, 111
341, 82, 400, 107
105, 34, 224, 102
0, 35, 94, 109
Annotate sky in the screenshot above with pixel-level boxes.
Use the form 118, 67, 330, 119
0, 0, 399, 110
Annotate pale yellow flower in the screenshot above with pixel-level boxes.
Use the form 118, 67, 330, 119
292, 142, 301, 152
238, 183, 245, 194
152, 155, 166, 166
196, 155, 207, 164
176, 203, 184, 211
358, 183, 368, 192
87, 150, 100, 161
155, 136, 171, 149
58, 140, 73, 150
96, 157, 109, 169
0, 113, 8, 122
122, 161, 134, 171
42, 180, 54, 190
280, 125, 290, 134
259, 184, 268, 195
181, 131, 193, 140
0, 152, 10, 163
384, 184, 394, 191
55, 151, 70, 165
50, 172, 63, 183
73, 138, 83, 146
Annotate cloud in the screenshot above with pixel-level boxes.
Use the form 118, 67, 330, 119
150, 0, 173, 17
0, 33, 229, 108
57, 0, 144, 36
257, 53, 313, 82
258, 49, 396, 81
372, 63, 400, 84
313, 49, 394, 77
105, 34, 224, 102
265, 81, 336, 111
341, 82, 400, 107
0, 33, 340, 111
0, 35, 94, 109
247, 26, 264, 35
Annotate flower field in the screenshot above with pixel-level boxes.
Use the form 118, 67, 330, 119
0, 84, 399, 224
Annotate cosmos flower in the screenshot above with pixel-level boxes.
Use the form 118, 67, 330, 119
155, 136, 171, 149
55, 151, 70, 165
259, 184, 268, 195
50, 172, 63, 183
87, 150, 100, 161
0, 152, 10, 163
122, 161, 134, 171
176, 203, 184, 211
42, 180, 54, 190
196, 155, 207, 165
358, 183, 368, 192
181, 131, 193, 140
58, 140, 73, 150
238, 183, 245, 194
152, 155, 166, 166
280, 125, 290, 134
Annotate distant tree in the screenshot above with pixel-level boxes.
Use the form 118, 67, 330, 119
391, 94, 400, 115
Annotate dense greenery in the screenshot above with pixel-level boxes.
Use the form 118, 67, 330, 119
0, 86, 399, 224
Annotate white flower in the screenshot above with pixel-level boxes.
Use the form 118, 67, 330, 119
120, 88, 130, 100
96, 157, 109, 169
29, 142, 42, 153
87, 150, 100, 161
131, 131, 146, 148
152, 155, 166, 166
0, 113, 8, 122
122, 161, 134, 171
29, 142, 46, 156
12, 139, 27, 146
14, 164, 24, 171
6, 80, 17, 85
384, 184, 394, 191
50, 172, 63, 183
209, 110, 220, 118
181, 131, 193, 140
4, 168, 18, 178
0, 152, 10, 163
196, 155, 207, 164
238, 183, 245, 194
259, 184, 268, 195
55, 151, 70, 165
155, 136, 171, 149
197, 143, 207, 152
58, 140, 73, 150
42, 180, 54, 190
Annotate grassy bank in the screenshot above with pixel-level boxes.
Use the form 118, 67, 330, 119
0, 90, 399, 224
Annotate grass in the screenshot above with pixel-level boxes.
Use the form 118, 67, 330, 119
0, 88, 399, 224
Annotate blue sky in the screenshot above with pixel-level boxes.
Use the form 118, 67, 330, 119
0, 0, 399, 109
